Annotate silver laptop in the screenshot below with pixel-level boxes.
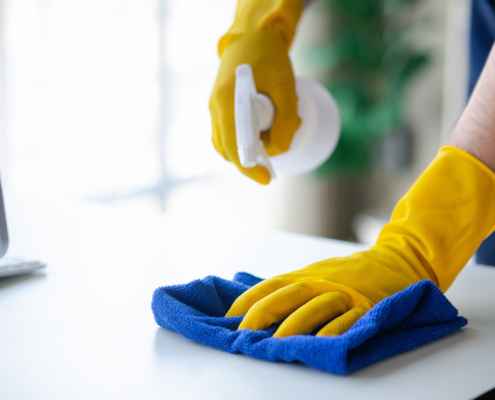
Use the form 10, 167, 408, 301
0, 181, 46, 277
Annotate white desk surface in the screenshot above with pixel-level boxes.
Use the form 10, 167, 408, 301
1, 196, 494, 400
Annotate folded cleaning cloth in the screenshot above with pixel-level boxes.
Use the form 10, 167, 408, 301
151, 272, 467, 374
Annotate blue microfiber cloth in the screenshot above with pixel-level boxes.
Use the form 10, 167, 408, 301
151, 272, 467, 374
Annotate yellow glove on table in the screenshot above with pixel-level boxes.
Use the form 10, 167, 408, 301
226, 146, 495, 337
209, 0, 304, 184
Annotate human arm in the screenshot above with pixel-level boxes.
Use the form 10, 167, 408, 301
450, 44, 495, 172
226, 43, 495, 337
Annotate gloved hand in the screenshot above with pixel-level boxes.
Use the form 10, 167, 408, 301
226, 146, 495, 337
209, 0, 304, 184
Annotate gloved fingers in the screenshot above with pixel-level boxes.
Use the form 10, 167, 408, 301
273, 292, 352, 338
225, 277, 291, 317
237, 280, 331, 331
211, 119, 228, 161
211, 117, 269, 185
316, 307, 368, 337
221, 118, 271, 184
231, 157, 272, 185
209, 89, 233, 161
212, 98, 271, 184
262, 82, 301, 157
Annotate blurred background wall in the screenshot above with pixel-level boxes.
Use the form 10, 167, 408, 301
0, 0, 471, 244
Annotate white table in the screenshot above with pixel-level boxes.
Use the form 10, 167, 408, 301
1, 196, 494, 400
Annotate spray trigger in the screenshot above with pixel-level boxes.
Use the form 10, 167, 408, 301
234, 64, 275, 176
234, 63, 341, 180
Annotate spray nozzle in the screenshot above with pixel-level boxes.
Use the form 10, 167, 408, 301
234, 64, 276, 177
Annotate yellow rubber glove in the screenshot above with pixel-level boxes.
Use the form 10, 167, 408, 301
209, 0, 304, 184
226, 146, 495, 337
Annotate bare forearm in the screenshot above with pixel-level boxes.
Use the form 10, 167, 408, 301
449, 44, 495, 172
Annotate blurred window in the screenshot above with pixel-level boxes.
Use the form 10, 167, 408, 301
0, 0, 241, 212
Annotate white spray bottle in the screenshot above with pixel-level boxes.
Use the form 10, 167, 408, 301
234, 64, 341, 179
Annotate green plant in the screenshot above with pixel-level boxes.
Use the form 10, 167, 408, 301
309, 0, 430, 176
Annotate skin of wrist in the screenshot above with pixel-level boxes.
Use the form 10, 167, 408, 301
449, 45, 495, 172
449, 109, 495, 173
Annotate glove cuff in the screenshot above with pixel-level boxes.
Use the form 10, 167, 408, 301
218, 0, 304, 56
376, 145, 495, 292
